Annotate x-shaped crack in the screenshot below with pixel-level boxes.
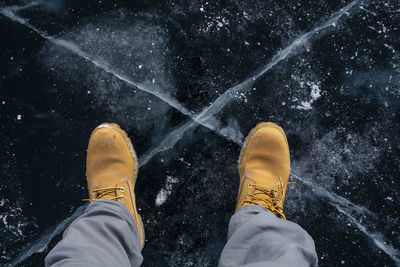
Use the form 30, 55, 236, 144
3, 0, 399, 264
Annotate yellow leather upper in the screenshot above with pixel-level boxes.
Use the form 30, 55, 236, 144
235, 122, 291, 216
86, 123, 145, 249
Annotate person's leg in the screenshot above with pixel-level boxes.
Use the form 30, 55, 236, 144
219, 122, 317, 267
45, 200, 143, 267
45, 123, 145, 266
218, 205, 317, 267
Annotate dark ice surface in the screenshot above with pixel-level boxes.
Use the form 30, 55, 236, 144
1, 0, 400, 266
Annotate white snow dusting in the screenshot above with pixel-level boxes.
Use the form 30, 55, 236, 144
293, 82, 322, 110
155, 176, 178, 206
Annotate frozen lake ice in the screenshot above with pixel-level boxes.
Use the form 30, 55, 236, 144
0, 0, 399, 266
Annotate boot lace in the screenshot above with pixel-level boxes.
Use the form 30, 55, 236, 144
82, 187, 125, 202
242, 176, 294, 220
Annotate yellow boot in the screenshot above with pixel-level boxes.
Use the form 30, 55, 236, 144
235, 122, 292, 220
85, 123, 145, 249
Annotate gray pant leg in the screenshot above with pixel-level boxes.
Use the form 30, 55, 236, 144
45, 200, 143, 267
219, 205, 318, 267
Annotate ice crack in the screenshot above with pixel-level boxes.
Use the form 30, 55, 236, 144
138, 0, 368, 166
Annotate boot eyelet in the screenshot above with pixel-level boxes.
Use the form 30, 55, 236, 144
121, 196, 126, 201
120, 188, 125, 192
242, 202, 245, 206
245, 193, 250, 198
247, 184, 252, 188
91, 191, 95, 195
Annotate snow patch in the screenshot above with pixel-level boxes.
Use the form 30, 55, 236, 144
292, 82, 322, 110
155, 176, 178, 206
